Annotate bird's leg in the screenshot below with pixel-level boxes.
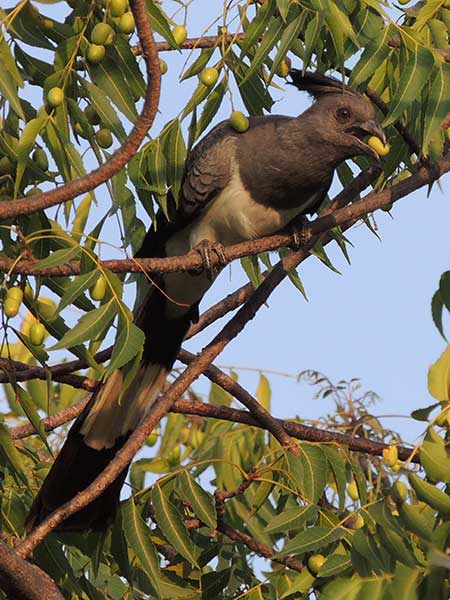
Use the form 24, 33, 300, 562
191, 239, 228, 280
287, 215, 312, 251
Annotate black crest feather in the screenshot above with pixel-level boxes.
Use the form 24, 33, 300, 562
289, 70, 358, 99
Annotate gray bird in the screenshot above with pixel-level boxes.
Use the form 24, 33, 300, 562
25, 71, 386, 531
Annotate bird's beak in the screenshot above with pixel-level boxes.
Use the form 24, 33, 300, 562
359, 120, 387, 146
351, 120, 387, 162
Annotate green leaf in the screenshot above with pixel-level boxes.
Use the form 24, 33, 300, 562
57, 270, 99, 313
421, 426, 450, 483
50, 300, 116, 350
386, 564, 419, 600
195, 74, 228, 139
176, 471, 217, 529
408, 472, 450, 513
264, 504, 318, 535
376, 524, 417, 567
319, 578, 362, 600
428, 345, 450, 402
269, 10, 305, 82
81, 80, 127, 142
15, 385, 51, 452
287, 444, 327, 503
110, 36, 146, 100
349, 26, 392, 87
0, 421, 26, 483
431, 290, 446, 340
310, 241, 341, 274
228, 49, 273, 115
122, 499, 161, 598
280, 526, 344, 555
383, 46, 434, 127
181, 47, 215, 81
106, 319, 145, 375
145, 0, 178, 47
240, 1, 276, 56
422, 64, 450, 154
411, 403, 439, 421
256, 373, 271, 411
324, 446, 347, 510
88, 58, 138, 123
357, 579, 385, 600
411, 0, 444, 31
151, 484, 199, 566
397, 503, 433, 541
241, 17, 284, 85
318, 554, 352, 577
161, 118, 186, 202
32, 246, 80, 271
439, 271, 450, 313
303, 12, 325, 70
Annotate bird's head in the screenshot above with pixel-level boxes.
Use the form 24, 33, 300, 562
289, 70, 387, 162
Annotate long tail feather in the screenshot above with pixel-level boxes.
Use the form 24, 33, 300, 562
25, 280, 198, 531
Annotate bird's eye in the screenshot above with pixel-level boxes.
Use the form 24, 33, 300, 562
336, 107, 351, 122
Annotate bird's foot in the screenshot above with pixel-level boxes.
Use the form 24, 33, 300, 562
191, 239, 227, 279
288, 215, 312, 251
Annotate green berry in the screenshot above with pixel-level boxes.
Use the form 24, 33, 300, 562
229, 111, 249, 133
159, 59, 168, 75
47, 87, 64, 107
200, 67, 219, 87
84, 105, 101, 125
0, 157, 16, 175
87, 43, 106, 64
32, 148, 49, 171
96, 128, 113, 148
91, 22, 115, 45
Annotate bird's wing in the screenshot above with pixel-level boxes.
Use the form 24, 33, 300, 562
137, 121, 236, 258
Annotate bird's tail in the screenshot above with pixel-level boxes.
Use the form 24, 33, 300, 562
25, 282, 198, 532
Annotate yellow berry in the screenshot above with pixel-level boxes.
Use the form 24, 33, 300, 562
382, 444, 398, 467
368, 136, 390, 157
47, 87, 64, 107
172, 24, 187, 45
347, 480, 359, 500
308, 554, 326, 574
87, 43, 105, 64
159, 59, 168, 75
229, 111, 249, 133
276, 57, 291, 78
91, 22, 115, 45
167, 444, 181, 466
4, 297, 20, 318
146, 430, 158, 447
29, 322, 46, 346
6, 287, 23, 304
109, 0, 127, 18
90, 276, 107, 301
118, 12, 135, 34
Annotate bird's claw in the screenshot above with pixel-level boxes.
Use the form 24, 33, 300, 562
288, 216, 312, 251
192, 239, 227, 279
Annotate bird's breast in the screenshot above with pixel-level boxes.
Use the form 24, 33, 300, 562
188, 169, 305, 247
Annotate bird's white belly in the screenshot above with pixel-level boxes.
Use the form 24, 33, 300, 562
189, 170, 302, 247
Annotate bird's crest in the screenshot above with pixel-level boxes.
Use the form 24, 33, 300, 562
289, 70, 359, 99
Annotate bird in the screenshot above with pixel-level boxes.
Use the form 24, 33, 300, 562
25, 71, 386, 531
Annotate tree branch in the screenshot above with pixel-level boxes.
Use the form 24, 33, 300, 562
0, 540, 64, 600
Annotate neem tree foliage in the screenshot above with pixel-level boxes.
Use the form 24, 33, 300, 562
0, 0, 450, 598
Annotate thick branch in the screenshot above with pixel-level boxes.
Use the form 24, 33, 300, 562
0, 0, 161, 220
0, 540, 64, 600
